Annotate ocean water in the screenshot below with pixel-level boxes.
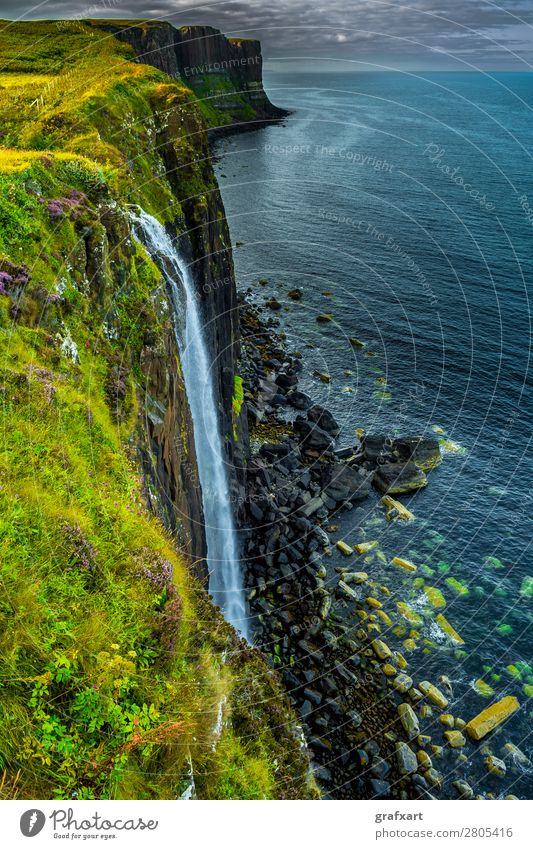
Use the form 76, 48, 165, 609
214, 71, 533, 793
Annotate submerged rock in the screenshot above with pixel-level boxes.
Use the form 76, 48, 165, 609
395, 742, 418, 775
485, 755, 506, 777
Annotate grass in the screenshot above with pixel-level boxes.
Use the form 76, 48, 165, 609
0, 19, 312, 800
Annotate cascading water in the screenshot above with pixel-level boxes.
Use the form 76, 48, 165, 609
132, 209, 249, 640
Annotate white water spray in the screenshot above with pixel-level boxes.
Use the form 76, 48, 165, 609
132, 209, 248, 640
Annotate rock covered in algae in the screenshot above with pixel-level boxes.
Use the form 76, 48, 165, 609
444, 730, 466, 748
485, 755, 507, 777
418, 680, 449, 709
396, 741, 418, 775
381, 495, 415, 521
373, 462, 428, 494
465, 696, 520, 741
371, 639, 392, 660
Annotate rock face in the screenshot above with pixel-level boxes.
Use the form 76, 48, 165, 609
90, 20, 288, 132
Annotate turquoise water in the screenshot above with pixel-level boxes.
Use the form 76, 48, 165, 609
215, 71, 533, 793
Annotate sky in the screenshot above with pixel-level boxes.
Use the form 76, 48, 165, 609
2, 0, 533, 70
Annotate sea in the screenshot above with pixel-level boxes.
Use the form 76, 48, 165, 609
214, 70, 533, 795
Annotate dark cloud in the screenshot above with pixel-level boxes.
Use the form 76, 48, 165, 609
2, 0, 533, 68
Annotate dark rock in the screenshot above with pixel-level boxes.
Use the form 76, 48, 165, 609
361, 434, 395, 464
287, 389, 312, 410
304, 688, 323, 706
393, 435, 442, 471
370, 779, 391, 798
299, 700, 314, 719
294, 417, 335, 452
298, 495, 324, 518
248, 500, 264, 522
322, 464, 372, 502
373, 462, 428, 494
276, 371, 298, 390
370, 758, 391, 779
259, 442, 290, 459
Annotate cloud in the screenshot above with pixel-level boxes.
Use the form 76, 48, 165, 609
2, 0, 533, 68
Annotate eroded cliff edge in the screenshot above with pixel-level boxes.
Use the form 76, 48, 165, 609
91, 19, 289, 134
0, 20, 311, 800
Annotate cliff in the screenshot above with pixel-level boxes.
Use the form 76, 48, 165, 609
0, 20, 311, 800
89, 20, 289, 135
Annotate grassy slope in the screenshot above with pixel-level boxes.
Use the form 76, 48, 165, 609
0, 21, 312, 800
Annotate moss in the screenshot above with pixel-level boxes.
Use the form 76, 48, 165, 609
231, 374, 243, 440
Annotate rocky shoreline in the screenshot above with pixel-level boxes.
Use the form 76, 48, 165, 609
235, 291, 526, 801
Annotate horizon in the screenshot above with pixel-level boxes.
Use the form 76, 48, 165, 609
0, 0, 532, 72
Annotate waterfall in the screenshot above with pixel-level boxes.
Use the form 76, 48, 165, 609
132, 209, 248, 640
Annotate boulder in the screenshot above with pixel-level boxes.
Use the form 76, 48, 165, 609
392, 556, 417, 572
485, 755, 506, 777
381, 495, 415, 522
398, 703, 419, 737
393, 674, 413, 694
395, 742, 418, 775
287, 288, 303, 300
298, 495, 324, 518
361, 434, 395, 464
294, 417, 334, 452
287, 389, 312, 410
306, 404, 340, 436
371, 639, 392, 660
418, 681, 449, 709
322, 464, 372, 503
276, 371, 298, 390
393, 436, 441, 471
453, 780, 474, 799
370, 779, 391, 798
444, 730, 466, 748
373, 462, 428, 494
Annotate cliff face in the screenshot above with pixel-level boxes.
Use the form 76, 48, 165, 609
0, 21, 311, 801
90, 20, 288, 132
